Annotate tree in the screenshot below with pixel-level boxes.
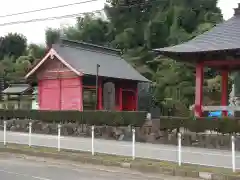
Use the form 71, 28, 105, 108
0, 33, 27, 60
0, 56, 15, 82
64, 14, 113, 46
12, 56, 32, 80
28, 44, 46, 60
45, 28, 61, 48
0, 55, 32, 83
104, 0, 222, 112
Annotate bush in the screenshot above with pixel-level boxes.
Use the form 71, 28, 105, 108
1, 109, 239, 133
0, 109, 147, 127
159, 116, 240, 133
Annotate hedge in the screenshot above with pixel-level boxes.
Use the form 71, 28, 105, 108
160, 116, 240, 133
1, 109, 240, 133
0, 109, 147, 127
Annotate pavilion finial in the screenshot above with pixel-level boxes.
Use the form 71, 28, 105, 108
234, 3, 240, 16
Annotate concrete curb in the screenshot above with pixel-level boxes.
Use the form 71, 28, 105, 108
0, 147, 239, 180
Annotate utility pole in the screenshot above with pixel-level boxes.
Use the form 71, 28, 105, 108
95, 64, 100, 110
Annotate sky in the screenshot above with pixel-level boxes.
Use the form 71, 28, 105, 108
0, 0, 238, 45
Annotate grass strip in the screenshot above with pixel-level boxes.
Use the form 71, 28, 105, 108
0, 143, 239, 179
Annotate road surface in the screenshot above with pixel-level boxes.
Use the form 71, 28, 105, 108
0, 130, 239, 169
0, 154, 201, 180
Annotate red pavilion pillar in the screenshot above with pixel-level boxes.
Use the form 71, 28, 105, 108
194, 62, 203, 117
135, 85, 138, 111
119, 88, 123, 111
221, 70, 228, 116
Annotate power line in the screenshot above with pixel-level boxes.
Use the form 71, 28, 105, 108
0, 0, 161, 19
0, 0, 161, 27
0, 0, 99, 18
0, 10, 103, 27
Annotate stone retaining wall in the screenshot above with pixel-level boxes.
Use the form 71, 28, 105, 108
0, 118, 239, 151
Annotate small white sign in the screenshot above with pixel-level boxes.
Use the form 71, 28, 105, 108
203, 106, 240, 111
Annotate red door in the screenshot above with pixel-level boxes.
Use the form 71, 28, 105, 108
61, 78, 82, 110
40, 79, 60, 110
40, 78, 82, 110
122, 90, 136, 111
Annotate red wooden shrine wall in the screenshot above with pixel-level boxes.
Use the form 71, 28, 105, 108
35, 56, 138, 111
37, 58, 83, 110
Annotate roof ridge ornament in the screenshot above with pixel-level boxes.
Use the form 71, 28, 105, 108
50, 49, 54, 59
234, 3, 240, 16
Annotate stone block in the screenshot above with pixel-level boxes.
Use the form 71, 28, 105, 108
120, 162, 131, 168
186, 170, 199, 178
174, 169, 187, 177
160, 167, 175, 176
211, 173, 227, 180
226, 175, 240, 180
199, 172, 212, 179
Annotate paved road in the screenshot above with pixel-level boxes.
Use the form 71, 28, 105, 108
0, 154, 201, 180
0, 131, 239, 169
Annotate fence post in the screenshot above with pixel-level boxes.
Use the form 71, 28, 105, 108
178, 132, 182, 166
132, 128, 136, 160
231, 135, 236, 173
3, 121, 6, 146
91, 125, 95, 156
29, 122, 32, 147
57, 124, 61, 152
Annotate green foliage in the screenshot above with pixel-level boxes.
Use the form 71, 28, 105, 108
159, 116, 240, 133
12, 56, 33, 78
65, 15, 112, 45
28, 44, 46, 60
0, 33, 47, 85
45, 28, 61, 47
0, 33, 27, 59
152, 57, 195, 108
103, 0, 223, 112
0, 55, 32, 83
0, 109, 147, 126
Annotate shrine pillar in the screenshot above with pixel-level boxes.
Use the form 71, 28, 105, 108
221, 70, 228, 116
195, 62, 203, 117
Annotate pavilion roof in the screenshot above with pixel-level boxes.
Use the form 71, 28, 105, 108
154, 4, 240, 58
2, 84, 32, 95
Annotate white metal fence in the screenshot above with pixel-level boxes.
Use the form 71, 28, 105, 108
0, 121, 239, 172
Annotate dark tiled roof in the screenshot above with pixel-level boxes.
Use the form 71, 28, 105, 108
52, 40, 149, 82
2, 84, 31, 94
154, 16, 240, 54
